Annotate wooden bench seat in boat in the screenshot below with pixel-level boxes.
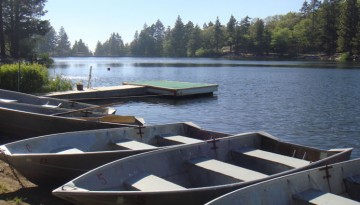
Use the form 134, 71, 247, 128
233, 147, 310, 169
188, 157, 268, 183
293, 189, 360, 205
162, 135, 203, 144
56, 148, 83, 154
125, 173, 186, 191
115, 140, 157, 150
0, 98, 17, 103
157, 135, 203, 145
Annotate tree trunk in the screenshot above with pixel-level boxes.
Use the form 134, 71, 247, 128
0, 0, 6, 60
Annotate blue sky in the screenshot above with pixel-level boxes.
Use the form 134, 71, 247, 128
44, 0, 305, 51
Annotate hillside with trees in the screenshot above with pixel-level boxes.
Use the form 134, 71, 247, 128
2, 0, 360, 61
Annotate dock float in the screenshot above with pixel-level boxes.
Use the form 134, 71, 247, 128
45, 81, 218, 101
123, 81, 218, 97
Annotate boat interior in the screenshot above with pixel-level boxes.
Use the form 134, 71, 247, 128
66, 132, 346, 192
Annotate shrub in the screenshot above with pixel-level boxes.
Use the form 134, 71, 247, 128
0, 63, 48, 93
0, 63, 72, 93
338, 52, 351, 62
42, 75, 73, 92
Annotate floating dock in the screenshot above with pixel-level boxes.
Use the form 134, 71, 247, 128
45, 81, 218, 101
123, 81, 218, 97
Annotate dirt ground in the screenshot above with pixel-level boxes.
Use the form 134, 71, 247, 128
0, 160, 72, 205
0, 135, 72, 205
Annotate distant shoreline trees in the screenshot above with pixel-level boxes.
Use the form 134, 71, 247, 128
35, 0, 360, 61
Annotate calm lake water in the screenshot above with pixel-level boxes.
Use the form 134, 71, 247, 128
50, 57, 360, 158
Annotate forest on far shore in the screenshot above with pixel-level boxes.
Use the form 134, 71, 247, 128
1, 0, 360, 62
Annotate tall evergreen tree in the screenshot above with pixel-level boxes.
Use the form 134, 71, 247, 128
94, 41, 105, 56
72, 39, 92, 56
337, 0, 359, 54
3, 0, 49, 58
214, 17, 224, 52
187, 24, 202, 57
250, 19, 265, 55
168, 16, 186, 57
56, 26, 71, 56
137, 24, 156, 56
36, 26, 57, 55
226, 15, 237, 53
152, 20, 165, 56
318, 0, 340, 55
237, 16, 251, 53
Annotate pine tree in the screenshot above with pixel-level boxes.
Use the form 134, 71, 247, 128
318, 0, 340, 55
337, 0, 359, 54
37, 26, 57, 55
72, 39, 92, 56
214, 17, 224, 52
169, 16, 186, 57
56, 27, 71, 56
226, 15, 237, 53
2, 0, 49, 59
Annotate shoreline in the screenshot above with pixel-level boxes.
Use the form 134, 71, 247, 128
0, 136, 69, 205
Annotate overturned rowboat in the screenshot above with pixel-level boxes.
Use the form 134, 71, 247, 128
206, 158, 360, 205
52, 132, 352, 205
0, 122, 228, 186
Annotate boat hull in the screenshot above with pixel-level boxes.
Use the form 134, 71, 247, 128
1, 122, 229, 186
53, 132, 352, 205
206, 158, 360, 205
0, 107, 125, 139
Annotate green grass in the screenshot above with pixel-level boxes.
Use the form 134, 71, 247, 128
0, 183, 9, 193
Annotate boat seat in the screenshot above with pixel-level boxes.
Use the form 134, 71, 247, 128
42, 102, 62, 108
0, 98, 17, 103
115, 140, 157, 150
56, 148, 84, 154
232, 147, 310, 169
293, 189, 360, 205
125, 173, 186, 191
188, 157, 268, 183
157, 135, 203, 145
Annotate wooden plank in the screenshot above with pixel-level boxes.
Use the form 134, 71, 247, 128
161, 135, 203, 145
125, 174, 186, 191
188, 157, 268, 182
293, 189, 360, 205
116, 141, 156, 150
234, 148, 310, 168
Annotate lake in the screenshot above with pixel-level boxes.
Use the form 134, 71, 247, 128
50, 57, 360, 158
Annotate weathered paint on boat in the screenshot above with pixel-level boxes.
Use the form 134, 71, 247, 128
0, 122, 229, 186
206, 158, 360, 205
52, 132, 352, 205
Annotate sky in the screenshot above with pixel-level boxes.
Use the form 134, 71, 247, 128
44, 0, 305, 52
